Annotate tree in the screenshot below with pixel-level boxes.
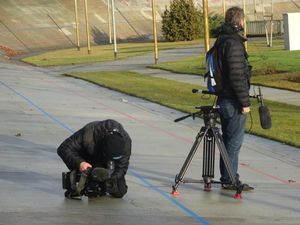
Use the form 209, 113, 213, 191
209, 14, 224, 37
161, 0, 202, 42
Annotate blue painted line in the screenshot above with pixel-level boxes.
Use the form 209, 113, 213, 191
129, 169, 211, 225
0, 80, 74, 133
1, 80, 211, 225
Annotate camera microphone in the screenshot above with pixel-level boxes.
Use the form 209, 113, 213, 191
259, 105, 271, 129
257, 88, 272, 129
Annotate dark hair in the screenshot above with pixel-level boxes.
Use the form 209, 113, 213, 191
225, 6, 244, 26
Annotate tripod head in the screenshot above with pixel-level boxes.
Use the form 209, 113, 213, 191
196, 106, 219, 127
174, 89, 219, 127
174, 105, 219, 127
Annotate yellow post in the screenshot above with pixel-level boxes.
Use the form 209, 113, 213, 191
243, 0, 248, 51
222, 0, 226, 18
151, 0, 158, 64
74, 0, 80, 50
203, 0, 210, 52
107, 0, 112, 44
253, 0, 257, 21
84, 0, 91, 54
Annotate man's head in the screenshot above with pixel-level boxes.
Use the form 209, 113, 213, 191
103, 129, 126, 160
225, 7, 244, 29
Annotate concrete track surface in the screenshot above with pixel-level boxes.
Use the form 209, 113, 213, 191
1, 57, 300, 225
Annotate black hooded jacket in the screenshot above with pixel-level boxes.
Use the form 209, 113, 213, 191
57, 119, 131, 179
216, 23, 251, 107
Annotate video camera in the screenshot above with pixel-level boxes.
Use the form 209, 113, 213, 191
62, 161, 116, 199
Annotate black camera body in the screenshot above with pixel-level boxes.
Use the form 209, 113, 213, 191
62, 171, 79, 190
62, 171, 70, 190
61, 161, 116, 199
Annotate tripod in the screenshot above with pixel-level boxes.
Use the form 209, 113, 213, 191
171, 106, 244, 199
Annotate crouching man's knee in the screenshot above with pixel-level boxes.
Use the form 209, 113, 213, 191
106, 176, 128, 198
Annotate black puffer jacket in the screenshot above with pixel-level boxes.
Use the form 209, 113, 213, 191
57, 119, 131, 179
216, 23, 251, 107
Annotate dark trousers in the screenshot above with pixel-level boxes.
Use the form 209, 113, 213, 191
105, 176, 128, 198
217, 98, 246, 184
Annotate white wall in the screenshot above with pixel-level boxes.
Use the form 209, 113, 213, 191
283, 13, 300, 51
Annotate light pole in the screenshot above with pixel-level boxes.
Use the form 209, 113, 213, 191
74, 0, 80, 50
111, 0, 118, 59
84, 0, 91, 54
107, 0, 112, 44
151, 0, 158, 64
270, 0, 273, 47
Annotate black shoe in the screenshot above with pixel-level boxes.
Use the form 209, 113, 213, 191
242, 183, 254, 191
222, 183, 254, 191
91, 168, 110, 182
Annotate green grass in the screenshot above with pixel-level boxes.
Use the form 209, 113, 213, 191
150, 55, 206, 75
22, 40, 202, 67
150, 39, 300, 92
66, 71, 300, 148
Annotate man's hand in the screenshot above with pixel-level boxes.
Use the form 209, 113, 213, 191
79, 162, 92, 172
242, 106, 250, 114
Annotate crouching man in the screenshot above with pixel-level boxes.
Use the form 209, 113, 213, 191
57, 119, 131, 199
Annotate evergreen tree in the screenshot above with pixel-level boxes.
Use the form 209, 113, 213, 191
161, 0, 202, 42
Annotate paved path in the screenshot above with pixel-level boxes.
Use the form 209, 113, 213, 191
48, 46, 300, 107
0, 47, 299, 225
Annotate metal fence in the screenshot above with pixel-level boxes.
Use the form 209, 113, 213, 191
247, 20, 283, 36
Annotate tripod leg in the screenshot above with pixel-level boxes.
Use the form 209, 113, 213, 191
202, 130, 215, 191
211, 128, 243, 198
171, 126, 209, 195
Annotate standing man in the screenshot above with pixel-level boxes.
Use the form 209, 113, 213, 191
215, 6, 254, 190
57, 119, 132, 198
